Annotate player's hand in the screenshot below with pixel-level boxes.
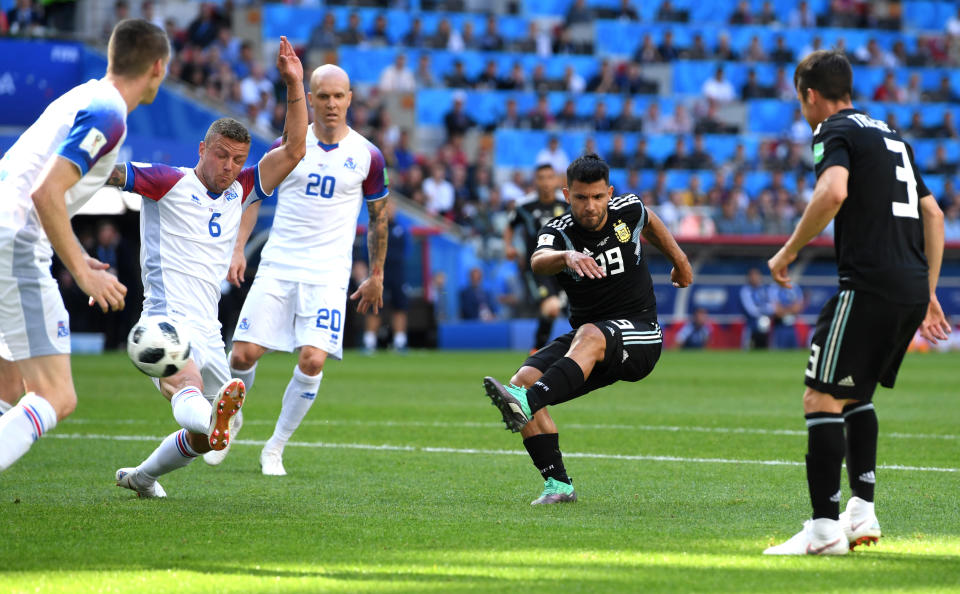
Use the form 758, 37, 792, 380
275, 36, 303, 86
227, 250, 247, 288
83, 255, 110, 271
563, 250, 605, 279
350, 275, 384, 315
767, 247, 796, 288
670, 262, 693, 288
919, 296, 952, 344
77, 268, 127, 313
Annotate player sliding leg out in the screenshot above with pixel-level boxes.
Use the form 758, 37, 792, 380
109, 37, 307, 496
0, 19, 169, 472
220, 64, 391, 476
483, 154, 692, 505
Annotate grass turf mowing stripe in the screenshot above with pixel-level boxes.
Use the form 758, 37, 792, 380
62, 417, 959, 440
47, 433, 960, 473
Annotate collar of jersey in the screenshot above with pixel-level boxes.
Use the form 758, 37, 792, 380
206, 189, 222, 199
317, 140, 339, 151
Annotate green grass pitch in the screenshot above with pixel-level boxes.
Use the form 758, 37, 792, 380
1, 349, 958, 593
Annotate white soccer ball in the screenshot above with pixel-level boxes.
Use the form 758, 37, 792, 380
127, 316, 191, 378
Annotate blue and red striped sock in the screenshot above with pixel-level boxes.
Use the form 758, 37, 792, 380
0, 392, 57, 471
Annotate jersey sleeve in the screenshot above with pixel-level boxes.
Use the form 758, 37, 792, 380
122, 162, 185, 201
363, 144, 389, 201
813, 123, 851, 177
236, 163, 275, 205
533, 223, 564, 253
56, 102, 126, 176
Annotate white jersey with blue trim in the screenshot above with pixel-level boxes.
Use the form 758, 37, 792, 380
124, 162, 270, 324
0, 79, 127, 265
257, 126, 389, 287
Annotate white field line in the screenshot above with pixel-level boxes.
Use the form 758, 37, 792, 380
47, 433, 959, 473
62, 417, 958, 441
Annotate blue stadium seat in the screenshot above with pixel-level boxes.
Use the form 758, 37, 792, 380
746, 99, 796, 134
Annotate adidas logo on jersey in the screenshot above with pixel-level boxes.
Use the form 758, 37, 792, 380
838, 376, 856, 387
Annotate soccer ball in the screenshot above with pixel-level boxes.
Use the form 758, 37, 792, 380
127, 316, 191, 378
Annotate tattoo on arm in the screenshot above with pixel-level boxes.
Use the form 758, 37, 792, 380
105, 164, 126, 188
367, 199, 389, 273
287, 96, 303, 105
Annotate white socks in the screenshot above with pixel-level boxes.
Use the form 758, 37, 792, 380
229, 360, 257, 392
363, 331, 377, 351
137, 429, 198, 482
394, 331, 407, 350
0, 392, 57, 471
265, 365, 322, 452
170, 386, 211, 434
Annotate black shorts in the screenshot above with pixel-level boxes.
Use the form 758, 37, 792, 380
524, 271, 564, 304
382, 271, 408, 311
804, 289, 925, 401
522, 318, 662, 405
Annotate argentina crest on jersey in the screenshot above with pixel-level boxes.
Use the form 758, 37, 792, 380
614, 219, 631, 243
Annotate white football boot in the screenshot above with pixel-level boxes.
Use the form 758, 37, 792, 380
203, 409, 243, 466
259, 446, 287, 476
115, 467, 167, 499
763, 518, 848, 555
839, 496, 881, 549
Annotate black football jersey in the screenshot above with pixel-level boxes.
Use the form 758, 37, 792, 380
534, 193, 656, 327
508, 197, 570, 257
814, 108, 930, 304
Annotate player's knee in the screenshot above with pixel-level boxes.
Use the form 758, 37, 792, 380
802, 387, 843, 414
230, 343, 259, 370
297, 353, 326, 377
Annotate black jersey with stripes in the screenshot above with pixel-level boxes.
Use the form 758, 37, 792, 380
534, 193, 656, 327
508, 197, 570, 257
813, 108, 930, 304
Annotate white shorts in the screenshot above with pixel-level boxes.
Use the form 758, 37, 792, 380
0, 226, 70, 360
143, 315, 230, 400
233, 276, 347, 359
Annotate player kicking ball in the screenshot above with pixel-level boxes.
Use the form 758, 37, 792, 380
764, 50, 949, 555
483, 154, 692, 505
108, 37, 307, 497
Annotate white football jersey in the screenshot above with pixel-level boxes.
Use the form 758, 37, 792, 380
257, 126, 388, 287
0, 79, 127, 268
123, 162, 270, 324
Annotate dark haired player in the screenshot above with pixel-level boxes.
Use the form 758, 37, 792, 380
764, 50, 950, 555
483, 154, 693, 505
503, 163, 569, 351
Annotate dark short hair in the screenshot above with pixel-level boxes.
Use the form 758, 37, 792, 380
535, 162, 554, 173
566, 153, 609, 186
204, 118, 251, 145
108, 19, 169, 77
794, 49, 852, 101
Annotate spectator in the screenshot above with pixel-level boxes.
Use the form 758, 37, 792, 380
948, 6, 960, 38
526, 95, 555, 130
664, 103, 694, 134
390, 129, 416, 177
414, 54, 437, 89
402, 17, 428, 48
586, 59, 618, 93
612, 96, 644, 132
789, 0, 816, 28
459, 267, 498, 321
514, 20, 552, 57
562, 64, 586, 94
744, 35, 769, 63
643, 101, 668, 135
529, 63, 556, 94
742, 68, 769, 100
856, 38, 895, 68
771, 36, 795, 64
444, 60, 471, 89
664, 137, 692, 169
929, 111, 960, 139
555, 99, 583, 129
656, 0, 688, 22
675, 308, 712, 349
702, 66, 736, 104
499, 61, 527, 91
339, 12, 365, 45
740, 268, 775, 349
564, 0, 595, 26
788, 108, 813, 145
615, 0, 640, 21
694, 99, 734, 134
431, 18, 460, 50
587, 101, 612, 132
474, 60, 501, 90
714, 198, 748, 235
620, 62, 659, 94
7, 0, 43, 36
688, 134, 713, 169
944, 202, 960, 241
730, 0, 752, 24
929, 144, 958, 175
608, 134, 630, 169
904, 73, 923, 104
629, 137, 656, 170
500, 98, 525, 129
714, 33, 739, 61
378, 53, 416, 93
658, 30, 681, 61
239, 62, 273, 111
186, 2, 222, 48
634, 34, 662, 64
500, 169, 529, 204
307, 12, 338, 52
456, 20, 476, 52
771, 285, 804, 349
141, 0, 164, 30
535, 135, 571, 174
685, 33, 711, 60
772, 66, 795, 101
479, 14, 504, 51
756, 0, 778, 25
924, 75, 959, 102
423, 163, 455, 216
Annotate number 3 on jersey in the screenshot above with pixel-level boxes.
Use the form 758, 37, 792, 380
306, 174, 336, 199
884, 138, 919, 219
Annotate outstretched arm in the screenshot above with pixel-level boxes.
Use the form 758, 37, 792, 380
768, 165, 847, 288
257, 36, 307, 193
350, 198, 388, 314
642, 209, 692, 288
